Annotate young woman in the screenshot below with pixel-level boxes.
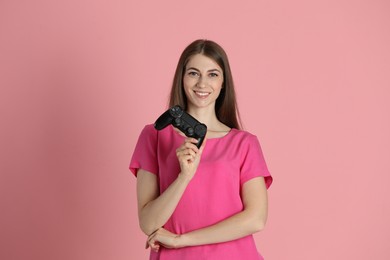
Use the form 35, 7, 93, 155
130, 39, 273, 260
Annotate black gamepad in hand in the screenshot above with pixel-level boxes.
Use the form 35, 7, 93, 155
154, 105, 207, 148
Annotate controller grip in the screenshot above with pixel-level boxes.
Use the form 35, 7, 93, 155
154, 110, 173, 130
194, 124, 207, 148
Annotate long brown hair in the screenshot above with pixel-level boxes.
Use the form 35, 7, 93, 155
168, 39, 242, 129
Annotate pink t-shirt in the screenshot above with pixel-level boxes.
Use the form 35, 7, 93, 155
130, 124, 272, 260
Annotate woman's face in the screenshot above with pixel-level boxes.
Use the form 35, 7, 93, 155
183, 54, 224, 110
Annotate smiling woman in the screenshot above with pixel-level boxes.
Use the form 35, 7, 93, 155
129, 39, 273, 260
183, 54, 223, 111
169, 39, 241, 130
183, 54, 224, 119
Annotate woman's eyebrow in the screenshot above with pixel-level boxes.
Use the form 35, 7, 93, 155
208, 69, 221, 73
186, 67, 221, 73
186, 67, 200, 72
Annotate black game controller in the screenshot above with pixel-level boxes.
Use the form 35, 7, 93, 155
154, 106, 207, 148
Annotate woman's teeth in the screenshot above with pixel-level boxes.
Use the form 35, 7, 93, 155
195, 91, 209, 97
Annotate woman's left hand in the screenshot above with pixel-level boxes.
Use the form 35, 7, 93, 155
146, 228, 182, 252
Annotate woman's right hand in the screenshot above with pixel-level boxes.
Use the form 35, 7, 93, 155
176, 137, 206, 180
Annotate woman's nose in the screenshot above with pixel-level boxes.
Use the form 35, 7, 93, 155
196, 76, 207, 88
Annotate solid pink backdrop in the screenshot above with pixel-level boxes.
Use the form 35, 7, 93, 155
1, 0, 389, 259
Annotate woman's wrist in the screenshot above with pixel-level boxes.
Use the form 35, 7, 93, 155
176, 233, 190, 248
177, 171, 193, 184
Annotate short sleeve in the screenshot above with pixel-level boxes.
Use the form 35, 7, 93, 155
240, 134, 273, 189
129, 125, 159, 176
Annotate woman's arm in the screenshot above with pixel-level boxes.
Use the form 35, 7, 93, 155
137, 169, 191, 235
137, 137, 206, 235
147, 176, 268, 249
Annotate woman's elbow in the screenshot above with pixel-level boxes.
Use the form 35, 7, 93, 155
250, 214, 267, 233
252, 218, 266, 233
139, 224, 151, 236
139, 218, 157, 236
137, 209, 154, 235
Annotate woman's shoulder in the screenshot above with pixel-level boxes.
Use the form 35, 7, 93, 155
142, 123, 157, 132
229, 128, 258, 141
138, 123, 177, 141
137, 123, 155, 134
137, 124, 158, 140
215, 128, 259, 148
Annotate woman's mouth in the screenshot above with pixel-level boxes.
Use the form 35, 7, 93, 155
194, 91, 210, 98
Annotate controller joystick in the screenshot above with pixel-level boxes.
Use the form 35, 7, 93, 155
154, 105, 207, 148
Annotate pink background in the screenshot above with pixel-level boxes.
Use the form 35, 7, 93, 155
1, 0, 389, 259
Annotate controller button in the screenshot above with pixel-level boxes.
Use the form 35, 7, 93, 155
174, 118, 181, 127
187, 127, 194, 136
170, 106, 183, 117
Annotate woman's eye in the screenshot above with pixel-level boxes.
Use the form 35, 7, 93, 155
188, 71, 198, 76
209, 73, 219, 77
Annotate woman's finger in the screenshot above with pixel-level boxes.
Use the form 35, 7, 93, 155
184, 148, 196, 157
177, 148, 197, 159
177, 144, 198, 155
181, 136, 198, 144
184, 140, 199, 150
147, 237, 160, 252
179, 154, 195, 162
